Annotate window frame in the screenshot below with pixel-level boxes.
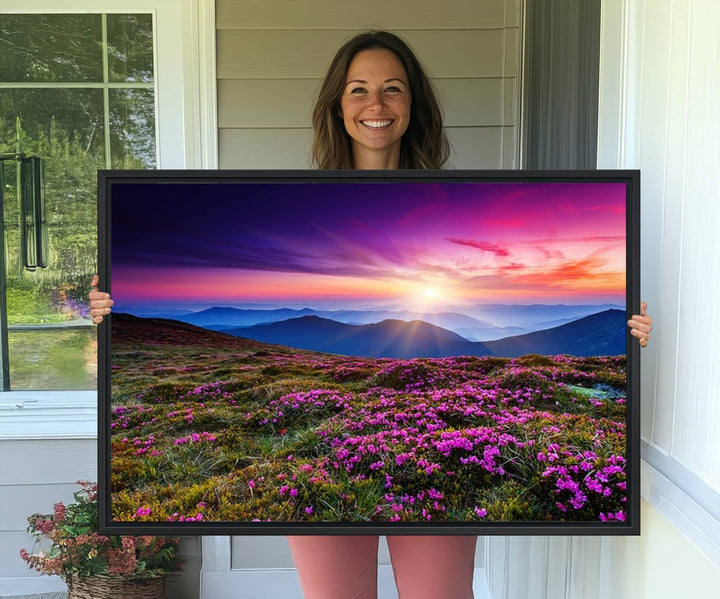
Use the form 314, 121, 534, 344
0, 0, 217, 439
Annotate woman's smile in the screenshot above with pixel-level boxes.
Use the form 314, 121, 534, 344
361, 119, 394, 128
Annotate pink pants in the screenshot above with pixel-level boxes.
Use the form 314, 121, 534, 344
287, 535, 477, 599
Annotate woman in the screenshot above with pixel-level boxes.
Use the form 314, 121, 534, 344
90, 31, 653, 599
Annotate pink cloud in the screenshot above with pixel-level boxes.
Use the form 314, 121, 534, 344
446, 238, 510, 256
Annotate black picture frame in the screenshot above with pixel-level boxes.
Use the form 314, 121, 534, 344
98, 169, 640, 536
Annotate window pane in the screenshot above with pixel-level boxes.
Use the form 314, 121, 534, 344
0, 14, 102, 82
2, 90, 103, 390
8, 329, 97, 390
1, 88, 105, 284
0, 89, 106, 162
110, 89, 156, 169
107, 14, 154, 83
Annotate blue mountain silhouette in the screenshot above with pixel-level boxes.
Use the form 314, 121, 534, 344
164, 304, 622, 341
482, 309, 626, 357
226, 315, 489, 359
226, 309, 626, 358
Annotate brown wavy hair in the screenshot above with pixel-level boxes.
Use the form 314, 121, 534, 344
311, 30, 449, 170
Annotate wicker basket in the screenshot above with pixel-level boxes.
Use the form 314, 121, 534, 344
67, 575, 165, 599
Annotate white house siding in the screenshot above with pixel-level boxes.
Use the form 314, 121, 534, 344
216, 0, 521, 170
0, 439, 95, 592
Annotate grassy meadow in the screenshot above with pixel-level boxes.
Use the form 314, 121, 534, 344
110, 314, 627, 524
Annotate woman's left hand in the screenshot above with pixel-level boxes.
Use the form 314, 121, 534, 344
627, 301, 653, 347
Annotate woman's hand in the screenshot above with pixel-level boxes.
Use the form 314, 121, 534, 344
89, 274, 114, 324
627, 301, 652, 348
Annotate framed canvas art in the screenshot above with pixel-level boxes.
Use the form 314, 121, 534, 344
98, 169, 640, 535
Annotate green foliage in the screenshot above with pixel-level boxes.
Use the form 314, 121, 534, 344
370, 360, 432, 390
20, 481, 182, 582
515, 354, 559, 367
472, 480, 537, 521
6, 286, 60, 324
8, 328, 97, 390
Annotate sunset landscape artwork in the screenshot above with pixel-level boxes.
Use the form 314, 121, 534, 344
102, 173, 637, 533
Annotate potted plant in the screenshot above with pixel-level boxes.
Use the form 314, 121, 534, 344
20, 481, 182, 599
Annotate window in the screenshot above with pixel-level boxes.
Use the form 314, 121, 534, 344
0, 0, 214, 442
0, 13, 156, 390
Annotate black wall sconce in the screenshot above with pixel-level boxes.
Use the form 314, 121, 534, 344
0, 152, 48, 271
0, 153, 47, 390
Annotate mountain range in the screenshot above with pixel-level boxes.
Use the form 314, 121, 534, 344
220, 308, 627, 358
113, 305, 627, 359
159, 303, 622, 342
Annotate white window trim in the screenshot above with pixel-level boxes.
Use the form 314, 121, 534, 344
0, 391, 96, 439
0, 0, 217, 438
598, 0, 720, 569
642, 443, 720, 567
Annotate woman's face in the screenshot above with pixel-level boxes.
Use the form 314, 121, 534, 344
340, 48, 411, 166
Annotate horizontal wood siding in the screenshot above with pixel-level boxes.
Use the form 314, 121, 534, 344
219, 128, 312, 169
217, 0, 521, 170
0, 482, 87, 530
446, 127, 506, 169
217, 0, 516, 30
0, 439, 96, 580
0, 440, 96, 485
218, 29, 512, 79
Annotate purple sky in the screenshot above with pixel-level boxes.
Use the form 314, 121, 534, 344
110, 180, 627, 308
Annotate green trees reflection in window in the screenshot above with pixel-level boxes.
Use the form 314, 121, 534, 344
0, 13, 156, 390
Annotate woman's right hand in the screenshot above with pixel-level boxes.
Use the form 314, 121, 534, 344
89, 274, 114, 324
